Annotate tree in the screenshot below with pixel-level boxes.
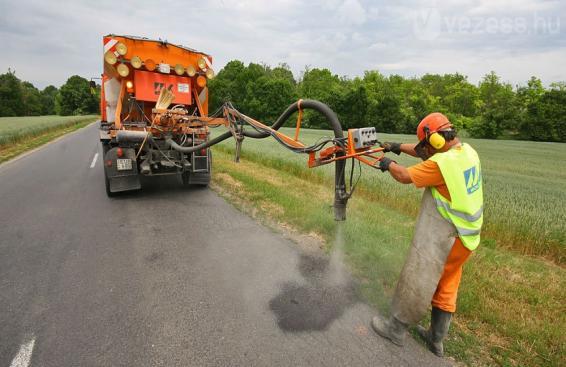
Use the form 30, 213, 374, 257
522, 89, 566, 142
419, 73, 480, 132
208, 60, 246, 112
469, 72, 518, 138
207, 59, 565, 141
330, 78, 368, 129
271, 63, 296, 86
208, 61, 269, 113
298, 68, 342, 128
517, 77, 545, 106
56, 75, 99, 115
21, 81, 42, 116
516, 77, 545, 139
40, 85, 58, 115
244, 76, 296, 122
549, 81, 566, 91
444, 77, 479, 118
363, 72, 425, 134
0, 70, 24, 116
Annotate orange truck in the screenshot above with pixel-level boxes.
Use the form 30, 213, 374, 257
99, 34, 218, 196
97, 35, 383, 220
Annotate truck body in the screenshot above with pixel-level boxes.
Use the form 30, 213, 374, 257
96, 36, 369, 220
99, 35, 216, 196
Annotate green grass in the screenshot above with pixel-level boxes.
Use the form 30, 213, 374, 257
0, 115, 98, 163
213, 127, 566, 264
210, 127, 565, 367
0, 115, 98, 146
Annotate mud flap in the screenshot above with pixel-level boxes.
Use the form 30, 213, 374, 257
390, 188, 457, 325
187, 172, 211, 186
104, 147, 141, 194
187, 150, 211, 186
108, 175, 141, 193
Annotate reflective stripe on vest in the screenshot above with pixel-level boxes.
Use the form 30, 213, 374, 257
457, 227, 481, 236
429, 143, 484, 251
434, 199, 484, 222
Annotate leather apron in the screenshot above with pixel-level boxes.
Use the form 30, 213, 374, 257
391, 188, 457, 325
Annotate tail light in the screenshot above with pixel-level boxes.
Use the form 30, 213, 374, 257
126, 81, 134, 93
196, 75, 207, 88
145, 59, 156, 71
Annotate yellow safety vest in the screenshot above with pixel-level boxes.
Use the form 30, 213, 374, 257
429, 143, 484, 251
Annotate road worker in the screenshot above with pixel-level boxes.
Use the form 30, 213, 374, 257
370, 112, 484, 357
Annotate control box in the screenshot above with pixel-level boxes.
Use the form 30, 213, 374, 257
349, 127, 378, 150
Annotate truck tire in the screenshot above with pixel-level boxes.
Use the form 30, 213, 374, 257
104, 169, 116, 197
102, 143, 115, 197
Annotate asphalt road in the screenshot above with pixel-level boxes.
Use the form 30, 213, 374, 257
0, 123, 451, 367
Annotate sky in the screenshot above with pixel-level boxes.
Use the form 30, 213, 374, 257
0, 0, 564, 89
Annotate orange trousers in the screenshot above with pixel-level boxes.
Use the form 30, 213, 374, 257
431, 237, 471, 313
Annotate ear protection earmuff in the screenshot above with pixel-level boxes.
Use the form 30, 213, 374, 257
423, 125, 446, 150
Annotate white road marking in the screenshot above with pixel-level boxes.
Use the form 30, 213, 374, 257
90, 152, 99, 168
9, 337, 35, 367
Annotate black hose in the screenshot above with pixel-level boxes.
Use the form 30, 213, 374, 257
242, 99, 348, 220
165, 131, 233, 153
166, 99, 349, 220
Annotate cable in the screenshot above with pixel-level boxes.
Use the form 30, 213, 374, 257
154, 142, 182, 168
166, 99, 349, 220
224, 103, 356, 205
346, 158, 362, 198
233, 110, 338, 154
208, 104, 225, 118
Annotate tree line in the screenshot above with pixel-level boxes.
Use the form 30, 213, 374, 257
0, 70, 99, 117
2, 63, 564, 142
209, 61, 566, 142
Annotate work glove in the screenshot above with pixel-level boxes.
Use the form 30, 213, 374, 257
378, 157, 396, 172
380, 142, 402, 155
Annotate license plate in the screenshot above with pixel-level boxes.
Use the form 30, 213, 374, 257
116, 158, 132, 171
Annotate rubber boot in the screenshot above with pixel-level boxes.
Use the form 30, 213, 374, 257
371, 315, 408, 346
416, 307, 452, 357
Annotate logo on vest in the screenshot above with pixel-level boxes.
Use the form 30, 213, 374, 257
464, 166, 481, 194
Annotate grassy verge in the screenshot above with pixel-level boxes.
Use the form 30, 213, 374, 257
0, 116, 98, 163
213, 128, 566, 265
210, 142, 565, 367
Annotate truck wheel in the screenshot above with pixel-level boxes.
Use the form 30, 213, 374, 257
103, 144, 115, 197
104, 171, 115, 197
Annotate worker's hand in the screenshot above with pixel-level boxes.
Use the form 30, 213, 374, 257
380, 142, 402, 155
378, 157, 396, 172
